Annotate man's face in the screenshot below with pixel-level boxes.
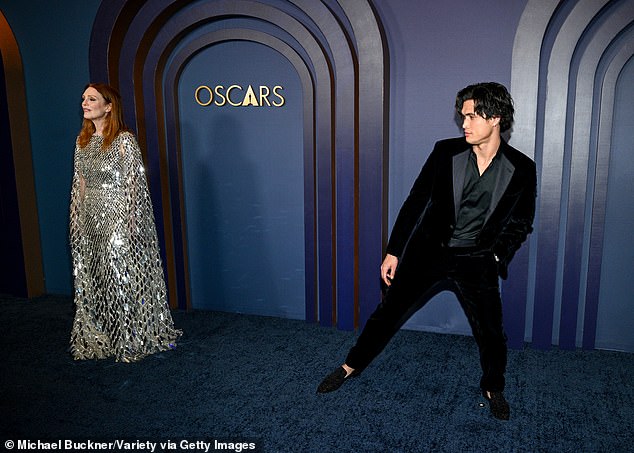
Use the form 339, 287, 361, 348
460, 99, 500, 146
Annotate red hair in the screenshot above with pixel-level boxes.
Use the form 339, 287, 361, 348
77, 83, 130, 149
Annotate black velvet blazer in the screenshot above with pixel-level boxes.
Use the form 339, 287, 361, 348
386, 137, 537, 279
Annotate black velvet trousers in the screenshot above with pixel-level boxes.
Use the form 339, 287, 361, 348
345, 246, 508, 392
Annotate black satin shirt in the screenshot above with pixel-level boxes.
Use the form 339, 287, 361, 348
448, 150, 502, 247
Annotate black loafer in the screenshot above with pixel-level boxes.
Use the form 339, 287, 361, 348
483, 391, 510, 420
317, 366, 357, 393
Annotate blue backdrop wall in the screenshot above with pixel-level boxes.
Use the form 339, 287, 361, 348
1, 0, 633, 353
0, 0, 100, 294
597, 56, 634, 351
178, 40, 305, 319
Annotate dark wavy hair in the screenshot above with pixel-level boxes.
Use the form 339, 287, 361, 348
455, 82, 514, 132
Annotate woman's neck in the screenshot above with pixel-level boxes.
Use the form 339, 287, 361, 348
92, 119, 106, 136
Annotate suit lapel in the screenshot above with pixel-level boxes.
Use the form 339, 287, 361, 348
452, 150, 470, 221
451, 141, 517, 224
485, 152, 515, 223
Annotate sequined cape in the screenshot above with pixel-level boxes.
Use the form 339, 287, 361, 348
69, 131, 181, 362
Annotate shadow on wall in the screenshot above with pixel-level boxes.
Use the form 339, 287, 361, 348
184, 114, 277, 314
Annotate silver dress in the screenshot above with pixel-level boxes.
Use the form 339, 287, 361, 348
69, 132, 181, 362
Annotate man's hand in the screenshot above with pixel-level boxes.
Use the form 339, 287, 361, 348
381, 254, 399, 286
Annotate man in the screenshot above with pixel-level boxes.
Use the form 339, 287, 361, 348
317, 82, 536, 421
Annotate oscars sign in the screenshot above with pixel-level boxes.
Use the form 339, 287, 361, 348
195, 84, 285, 107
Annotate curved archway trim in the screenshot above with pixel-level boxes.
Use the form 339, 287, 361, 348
88, 0, 389, 330
0, 12, 45, 298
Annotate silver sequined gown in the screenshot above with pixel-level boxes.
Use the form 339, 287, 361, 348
69, 131, 181, 362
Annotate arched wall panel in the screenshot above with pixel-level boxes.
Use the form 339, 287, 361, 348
139, 1, 334, 317
88, 0, 127, 84
339, 0, 388, 328
507, 0, 559, 349
560, 3, 634, 350
0, 12, 44, 298
593, 54, 634, 351
175, 40, 306, 317
532, 0, 610, 350
511, 0, 634, 351
89, 0, 388, 330
585, 38, 634, 350
290, 0, 358, 330
162, 29, 316, 320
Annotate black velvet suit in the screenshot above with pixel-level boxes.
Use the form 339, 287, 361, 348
346, 137, 536, 392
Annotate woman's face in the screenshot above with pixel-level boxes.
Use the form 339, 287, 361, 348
81, 87, 111, 124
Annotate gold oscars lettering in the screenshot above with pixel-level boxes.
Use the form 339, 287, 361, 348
195, 84, 285, 107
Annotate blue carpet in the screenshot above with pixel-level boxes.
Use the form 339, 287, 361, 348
1, 295, 633, 452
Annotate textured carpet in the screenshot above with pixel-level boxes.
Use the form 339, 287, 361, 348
1, 295, 633, 452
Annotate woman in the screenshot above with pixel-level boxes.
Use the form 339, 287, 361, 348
69, 83, 181, 362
